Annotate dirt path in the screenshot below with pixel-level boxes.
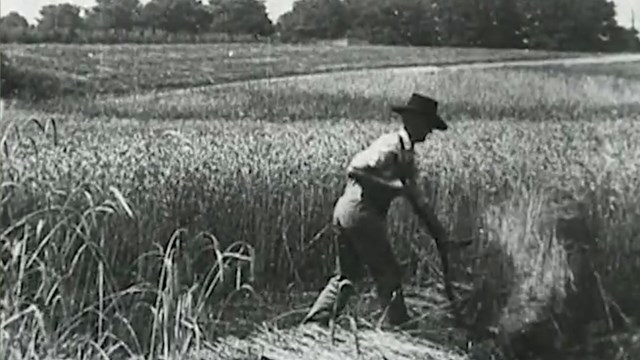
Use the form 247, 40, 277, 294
123, 53, 640, 100
234, 52, 640, 86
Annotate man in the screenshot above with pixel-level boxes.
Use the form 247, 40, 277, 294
302, 93, 451, 329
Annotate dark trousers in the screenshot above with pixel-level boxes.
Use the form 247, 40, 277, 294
305, 214, 411, 326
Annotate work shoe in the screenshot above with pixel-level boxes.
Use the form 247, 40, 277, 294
302, 275, 356, 325
381, 288, 412, 327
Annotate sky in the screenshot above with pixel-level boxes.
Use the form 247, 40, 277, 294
1, 0, 639, 28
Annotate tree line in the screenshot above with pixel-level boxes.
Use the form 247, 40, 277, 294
1, 0, 638, 52
278, 0, 640, 51
0, 0, 275, 44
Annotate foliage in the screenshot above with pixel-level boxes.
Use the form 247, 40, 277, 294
515, 0, 621, 51
276, 0, 639, 52
209, 0, 275, 36
0, 11, 29, 33
0, 50, 90, 101
142, 0, 212, 34
277, 0, 350, 42
337, 0, 439, 46
85, 0, 143, 32
36, 3, 84, 34
0, 0, 273, 42
1, 0, 638, 52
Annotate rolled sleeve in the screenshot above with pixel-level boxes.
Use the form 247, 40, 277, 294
347, 133, 401, 178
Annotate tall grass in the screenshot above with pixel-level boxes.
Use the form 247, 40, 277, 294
86, 67, 640, 121
2, 60, 640, 358
520, 60, 640, 80
1, 118, 259, 358
2, 109, 640, 356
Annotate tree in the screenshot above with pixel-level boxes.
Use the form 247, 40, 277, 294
438, 0, 485, 46
492, 0, 525, 48
141, 0, 211, 34
36, 3, 84, 40
140, 0, 163, 33
444, 0, 524, 48
277, 0, 350, 41
85, 0, 142, 32
431, 0, 464, 45
209, 0, 274, 36
344, 0, 439, 46
0, 12, 31, 43
0, 12, 29, 29
37, 4, 84, 32
569, 0, 623, 51
516, 0, 627, 51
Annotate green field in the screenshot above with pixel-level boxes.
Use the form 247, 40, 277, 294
88, 60, 640, 121
0, 43, 583, 96
1, 44, 640, 360
522, 60, 640, 79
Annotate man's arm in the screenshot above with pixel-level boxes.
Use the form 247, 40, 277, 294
346, 138, 405, 192
403, 174, 464, 327
402, 176, 448, 244
347, 165, 404, 191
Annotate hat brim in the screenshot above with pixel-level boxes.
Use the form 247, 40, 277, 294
391, 105, 448, 131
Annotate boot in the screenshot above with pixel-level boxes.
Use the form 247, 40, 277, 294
302, 275, 355, 325
385, 288, 413, 328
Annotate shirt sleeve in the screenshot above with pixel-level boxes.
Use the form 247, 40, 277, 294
346, 134, 402, 179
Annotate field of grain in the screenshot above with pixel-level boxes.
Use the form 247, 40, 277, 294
0, 43, 582, 96
1, 45, 640, 360
521, 60, 640, 79
89, 60, 640, 121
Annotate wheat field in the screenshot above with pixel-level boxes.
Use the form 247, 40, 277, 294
1, 45, 640, 360
0, 43, 580, 96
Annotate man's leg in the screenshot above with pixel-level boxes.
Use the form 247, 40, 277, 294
302, 222, 364, 325
354, 227, 412, 327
